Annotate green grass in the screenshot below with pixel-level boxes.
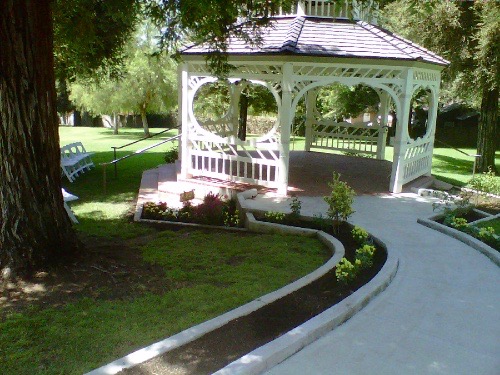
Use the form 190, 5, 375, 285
0, 127, 331, 374
1, 230, 328, 375
60, 126, 178, 237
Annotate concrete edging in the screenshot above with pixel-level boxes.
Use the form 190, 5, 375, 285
86, 216, 345, 374
213, 235, 398, 375
417, 218, 500, 267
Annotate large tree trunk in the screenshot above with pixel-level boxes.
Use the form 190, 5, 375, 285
476, 87, 498, 173
0, 1, 79, 278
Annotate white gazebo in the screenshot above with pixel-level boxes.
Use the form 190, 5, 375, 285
177, 0, 449, 194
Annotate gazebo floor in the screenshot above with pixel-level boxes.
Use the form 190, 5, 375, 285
186, 151, 430, 197
287, 151, 394, 196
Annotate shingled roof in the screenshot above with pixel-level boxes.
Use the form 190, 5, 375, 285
182, 16, 449, 66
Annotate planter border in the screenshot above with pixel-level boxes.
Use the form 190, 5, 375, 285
417, 217, 500, 266
213, 233, 398, 375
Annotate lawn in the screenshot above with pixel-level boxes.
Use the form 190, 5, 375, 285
0, 126, 331, 374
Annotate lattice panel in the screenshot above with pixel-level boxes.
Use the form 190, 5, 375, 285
294, 65, 404, 80
401, 139, 432, 183
413, 69, 439, 83
311, 121, 381, 155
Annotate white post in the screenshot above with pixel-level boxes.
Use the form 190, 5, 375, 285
376, 91, 389, 160
425, 86, 439, 176
177, 64, 183, 163
278, 63, 294, 195
305, 89, 316, 152
180, 63, 190, 179
390, 69, 413, 193
297, 1, 306, 16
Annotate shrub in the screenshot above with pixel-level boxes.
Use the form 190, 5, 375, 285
355, 244, 376, 269
352, 226, 369, 246
264, 211, 286, 223
467, 167, 500, 196
324, 172, 355, 234
164, 147, 178, 164
335, 258, 358, 284
141, 193, 241, 227
289, 195, 302, 217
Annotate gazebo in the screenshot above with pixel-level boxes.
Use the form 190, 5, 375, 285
177, 0, 449, 194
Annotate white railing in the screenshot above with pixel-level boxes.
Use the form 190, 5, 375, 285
277, 1, 377, 23
309, 120, 386, 158
188, 137, 280, 187
400, 139, 433, 185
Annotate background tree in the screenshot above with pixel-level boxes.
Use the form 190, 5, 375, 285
70, 22, 177, 137
380, 0, 498, 173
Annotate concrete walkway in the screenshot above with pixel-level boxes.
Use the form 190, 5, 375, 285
241, 193, 499, 375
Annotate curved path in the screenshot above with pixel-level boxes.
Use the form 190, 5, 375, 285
243, 193, 500, 375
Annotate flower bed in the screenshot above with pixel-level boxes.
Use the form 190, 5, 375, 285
142, 192, 241, 228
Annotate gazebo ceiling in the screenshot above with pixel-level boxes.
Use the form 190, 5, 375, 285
182, 16, 449, 67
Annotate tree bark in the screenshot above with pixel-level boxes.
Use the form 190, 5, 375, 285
476, 87, 498, 173
0, 1, 79, 278
238, 91, 248, 141
140, 107, 151, 137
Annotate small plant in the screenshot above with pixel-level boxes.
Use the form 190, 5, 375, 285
164, 147, 179, 164
355, 244, 376, 269
352, 226, 369, 246
289, 195, 302, 217
324, 172, 355, 234
264, 211, 286, 223
449, 216, 469, 231
335, 258, 359, 284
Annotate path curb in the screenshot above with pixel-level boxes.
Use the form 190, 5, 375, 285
213, 236, 398, 375
417, 218, 500, 266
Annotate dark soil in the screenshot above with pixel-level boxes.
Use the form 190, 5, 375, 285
0, 233, 169, 319
120, 221, 387, 375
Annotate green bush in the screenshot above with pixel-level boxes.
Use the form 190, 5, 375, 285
324, 172, 355, 234
164, 147, 178, 164
355, 244, 376, 269
289, 195, 302, 217
264, 211, 287, 223
335, 258, 358, 284
352, 226, 369, 246
467, 167, 500, 196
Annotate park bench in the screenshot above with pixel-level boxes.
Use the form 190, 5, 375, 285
60, 142, 95, 182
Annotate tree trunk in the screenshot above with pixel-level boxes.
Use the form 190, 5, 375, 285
140, 108, 150, 137
238, 91, 248, 141
0, 1, 79, 278
476, 87, 498, 173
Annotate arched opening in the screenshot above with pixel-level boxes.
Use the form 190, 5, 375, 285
192, 79, 232, 137
408, 87, 433, 141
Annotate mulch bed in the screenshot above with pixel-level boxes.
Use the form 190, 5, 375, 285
120, 221, 387, 375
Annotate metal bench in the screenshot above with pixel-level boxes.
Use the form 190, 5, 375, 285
60, 142, 95, 182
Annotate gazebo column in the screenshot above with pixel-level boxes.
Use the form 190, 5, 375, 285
278, 63, 294, 195
180, 63, 190, 179
424, 88, 439, 176
390, 69, 413, 193
376, 91, 389, 160
304, 89, 317, 152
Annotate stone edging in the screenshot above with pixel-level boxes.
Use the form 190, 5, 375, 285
417, 217, 500, 267
86, 215, 345, 374
213, 235, 398, 375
